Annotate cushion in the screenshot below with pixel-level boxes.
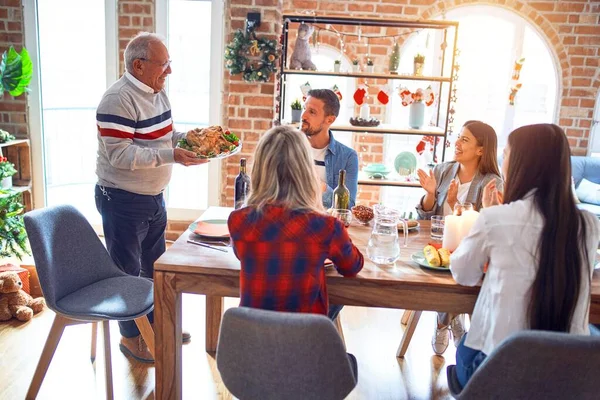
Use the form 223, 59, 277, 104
571, 177, 580, 204
575, 178, 600, 206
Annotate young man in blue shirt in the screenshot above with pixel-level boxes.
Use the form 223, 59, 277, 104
301, 89, 359, 209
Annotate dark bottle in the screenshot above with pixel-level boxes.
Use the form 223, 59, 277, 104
332, 169, 350, 210
234, 158, 250, 209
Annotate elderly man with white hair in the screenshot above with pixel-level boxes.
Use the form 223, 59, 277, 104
95, 32, 206, 363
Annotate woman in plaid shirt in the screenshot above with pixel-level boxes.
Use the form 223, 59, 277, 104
227, 125, 364, 316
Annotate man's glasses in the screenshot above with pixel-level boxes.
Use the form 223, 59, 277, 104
139, 58, 172, 69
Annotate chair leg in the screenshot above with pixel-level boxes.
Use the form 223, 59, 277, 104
334, 315, 347, 349
102, 320, 114, 400
91, 322, 98, 363
26, 314, 70, 400
396, 310, 422, 358
134, 316, 155, 358
401, 309, 412, 325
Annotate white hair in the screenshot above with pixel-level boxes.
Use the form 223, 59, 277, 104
124, 32, 166, 73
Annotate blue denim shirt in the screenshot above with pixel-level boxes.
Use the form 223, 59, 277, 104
322, 131, 359, 209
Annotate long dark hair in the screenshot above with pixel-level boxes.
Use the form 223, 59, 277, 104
463, 120, 501, 177
503, 123, 589, 332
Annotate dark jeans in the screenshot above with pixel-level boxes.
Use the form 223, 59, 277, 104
95, 185, 167, 338
329, 304, 344, 321
455, 333, 487, 388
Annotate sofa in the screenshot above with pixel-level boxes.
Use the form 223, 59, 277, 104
571, 156, 600, 217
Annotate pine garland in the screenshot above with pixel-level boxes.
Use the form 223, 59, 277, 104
0, 190, 29, 260
224, 30, 279, 83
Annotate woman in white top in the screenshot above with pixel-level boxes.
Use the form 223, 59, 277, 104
451, 123, 600, 388
416, 120, 504, 355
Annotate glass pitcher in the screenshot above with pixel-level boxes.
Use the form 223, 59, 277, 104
366, 205, 408, 265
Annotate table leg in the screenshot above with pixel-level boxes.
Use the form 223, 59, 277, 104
155, 271, 182, 400
397, 310, 422, 358
206, 295, 224, 353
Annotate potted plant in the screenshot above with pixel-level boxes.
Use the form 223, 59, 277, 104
0, 46, 33, 98
333, 59, 341, 73
0, 129, 15, 144
290, 99, 303, 123
0, 189, 29, 260
352, 59, 360, 72
0, 157, 17, 189
413, 53, 425, 76
366, 58, 374, 73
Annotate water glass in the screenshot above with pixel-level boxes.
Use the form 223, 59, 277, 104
453, 202, 473, 216
431, 215, 444, 241
332, 209, 352, 227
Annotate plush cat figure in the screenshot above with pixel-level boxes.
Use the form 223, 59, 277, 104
289, 23, 317, 70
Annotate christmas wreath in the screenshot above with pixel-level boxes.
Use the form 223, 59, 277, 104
224, 30, 279, 83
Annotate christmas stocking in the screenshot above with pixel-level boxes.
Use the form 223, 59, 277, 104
353, 85, 368, 106
377, 88, 390, 105
331, 84, 343, 101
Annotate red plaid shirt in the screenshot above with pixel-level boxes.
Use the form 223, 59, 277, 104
228, 204, 364, 316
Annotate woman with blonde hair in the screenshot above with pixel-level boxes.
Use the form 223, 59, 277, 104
227, 125, 364, 316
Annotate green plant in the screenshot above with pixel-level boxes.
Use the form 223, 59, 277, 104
366, 58, 374, 66
352, 59, 359, 65
0, 46, 32, 97
0, 129, 15, 144
290, 99, 302, 110
0, 157, 16, 180
334, 60, 341, 65
0, 190, 29, 260
414, 53, 425, 63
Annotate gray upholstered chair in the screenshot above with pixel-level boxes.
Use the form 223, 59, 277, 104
24, 205, 155, 400
216, 307, 358, 400
447, 330, 600, 399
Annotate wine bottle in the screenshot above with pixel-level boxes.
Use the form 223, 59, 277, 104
234, 158, 250, 209
332, 169, 350, 209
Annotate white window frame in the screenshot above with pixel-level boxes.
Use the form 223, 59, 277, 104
589, 92, 600, 157
156, 0, 223, 219
23, 0, 119, 211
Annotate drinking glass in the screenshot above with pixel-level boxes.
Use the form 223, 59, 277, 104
332, 209, 352, 227
431, 215, 444, 241
453, 202, 473, 216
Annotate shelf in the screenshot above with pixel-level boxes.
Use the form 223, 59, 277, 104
283, 14, 459, 30
331, 124, 445, 136
0, 139, 29, 148
358, 178, 421, 188
282, 69, 451, 83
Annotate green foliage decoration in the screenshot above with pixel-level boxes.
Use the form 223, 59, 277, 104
0, 46, 33, 97
0, 129, 15, 144
224, 30, 279, 83
0, 190, 29, 260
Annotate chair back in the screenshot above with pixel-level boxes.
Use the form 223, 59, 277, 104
217, 307, 357, 400
24, 205, 126, 309
450, 330, 600, 399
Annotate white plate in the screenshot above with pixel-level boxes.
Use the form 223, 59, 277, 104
177, 141, 242, 160
411, 251, 451, 272
398, 221, 420, 232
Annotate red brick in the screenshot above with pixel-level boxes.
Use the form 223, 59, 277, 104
119, 16, 130, 26
559, 118, 573, 126
555, 3, 585, 13
376, 4, 404, 14
0, 101, 26, 112
578, 119, 592, 129
255, 0, 280, 7
0, 9, 7, 19
243, 96, 275, 107
6, 21, 20, 31
530, 2, 555, 12
561, 98, 578, 107
348, 4, 375, 12
404, 6, 419, 15
544, 14, 568, 23
229, 119, 252, 130
248, 108, 274, 119
572, 78, 591, 87
580, 99, 595, 108
568, 14, 580, 23
575, 25, 600, 35
253, 120, 272, 130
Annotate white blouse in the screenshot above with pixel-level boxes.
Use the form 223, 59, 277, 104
450, 194, 600, 355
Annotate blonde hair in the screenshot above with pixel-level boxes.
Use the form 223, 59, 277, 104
247, 125, 323, 213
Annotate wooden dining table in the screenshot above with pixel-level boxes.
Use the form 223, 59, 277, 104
153, 207, 600, 400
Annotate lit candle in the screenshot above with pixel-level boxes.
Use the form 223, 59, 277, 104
458, 209, 479, 241
442, 214, 461, 252
360, 103, 370, 119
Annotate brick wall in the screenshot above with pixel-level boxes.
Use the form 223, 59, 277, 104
219, 0, 600, 206
118, 0, 155, 75
0, 1, 27, 138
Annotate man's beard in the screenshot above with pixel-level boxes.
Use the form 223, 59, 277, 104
302, 121, 324, 138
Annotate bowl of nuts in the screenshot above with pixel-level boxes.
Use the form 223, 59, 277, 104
351, 205, 375, 225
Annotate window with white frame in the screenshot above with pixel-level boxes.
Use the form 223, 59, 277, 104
381, 6, 559, 213
590, 93, 600, 158
156, 0, 223, 218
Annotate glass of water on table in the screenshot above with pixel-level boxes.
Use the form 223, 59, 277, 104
430, 215, 444, 241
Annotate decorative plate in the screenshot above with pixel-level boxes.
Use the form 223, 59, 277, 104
394, 152, 417, 176
363, 163, 391, 179
411, 251, 451, 272
176, 141, 242, 160
398, 220, 420, 232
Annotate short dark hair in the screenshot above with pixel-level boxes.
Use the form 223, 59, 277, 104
306, 89, 340, 117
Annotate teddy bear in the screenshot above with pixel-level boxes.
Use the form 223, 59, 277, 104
289, 23, 317, 70
0, 271, 45, 322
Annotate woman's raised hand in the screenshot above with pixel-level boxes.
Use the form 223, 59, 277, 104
482, 179, 503, 208
417, 168, 436, 195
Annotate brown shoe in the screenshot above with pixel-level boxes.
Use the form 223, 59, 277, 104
119, 335, 154, 363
